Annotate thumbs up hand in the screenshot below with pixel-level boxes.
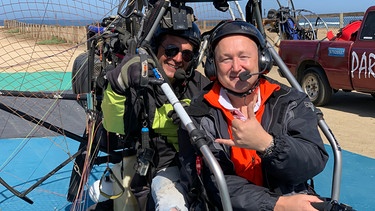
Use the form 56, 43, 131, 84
215, 95, 273, 152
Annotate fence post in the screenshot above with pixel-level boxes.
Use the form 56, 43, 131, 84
339, 13, 344, 28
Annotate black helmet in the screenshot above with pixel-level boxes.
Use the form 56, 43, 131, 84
204, 20, 272, 81
209, 20, 266, 51
152, 22, 201, 53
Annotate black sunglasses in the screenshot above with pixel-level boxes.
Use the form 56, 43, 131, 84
161, 44, 194, 62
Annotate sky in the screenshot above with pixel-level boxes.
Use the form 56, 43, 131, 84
0, 0, 373, 20
260, 0, 374, 14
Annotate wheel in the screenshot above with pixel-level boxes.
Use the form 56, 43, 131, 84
301, 67, 333, 106
71, 52, 90, 95
71, 52, 101, 108
371, 93, 375, 98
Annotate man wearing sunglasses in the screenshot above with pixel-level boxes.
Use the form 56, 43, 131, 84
103, 21, 210, 211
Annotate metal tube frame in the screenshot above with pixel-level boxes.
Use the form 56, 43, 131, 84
250, 0, 341, 201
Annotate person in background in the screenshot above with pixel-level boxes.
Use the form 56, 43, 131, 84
178, 20, 329, 210
104, 20, 210, 210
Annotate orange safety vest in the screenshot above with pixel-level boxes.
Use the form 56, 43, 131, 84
204, 79, 280, 186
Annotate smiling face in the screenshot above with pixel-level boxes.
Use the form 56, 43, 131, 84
156, 34, 194, 80
214, 35, 260, 93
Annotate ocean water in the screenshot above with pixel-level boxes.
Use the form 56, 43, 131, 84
299, 16, 363, 28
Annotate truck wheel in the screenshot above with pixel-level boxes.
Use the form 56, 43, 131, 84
301, 67, 332, 106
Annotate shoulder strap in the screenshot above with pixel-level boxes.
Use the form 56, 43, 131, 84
188, 155, 218, 211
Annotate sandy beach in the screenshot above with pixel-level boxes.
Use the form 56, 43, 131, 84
1, 26, 374, 159
0, 27, 86, 73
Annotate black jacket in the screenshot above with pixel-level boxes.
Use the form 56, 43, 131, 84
106, 54, 211, 172
178, 76, 329, 210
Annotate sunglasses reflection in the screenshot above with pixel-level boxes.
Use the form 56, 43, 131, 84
161, 44, 194, 62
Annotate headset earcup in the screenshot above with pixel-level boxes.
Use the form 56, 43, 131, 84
204, 54, 217, 81
258, 48, 273, 74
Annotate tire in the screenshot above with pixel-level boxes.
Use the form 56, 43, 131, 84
71, 52, 101, 108
72, 52, 90, 95
300, 67, 333, 106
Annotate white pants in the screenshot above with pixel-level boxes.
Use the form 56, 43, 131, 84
151, 166, 188, 211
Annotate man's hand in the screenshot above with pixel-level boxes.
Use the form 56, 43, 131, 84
120, 54, 156, 89
275, 194, 323, 211
167, 101, 189, 125
105, 53, 156, 94
215, 99, 273, 152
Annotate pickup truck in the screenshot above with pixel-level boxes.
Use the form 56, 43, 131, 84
278, 6, 375, 106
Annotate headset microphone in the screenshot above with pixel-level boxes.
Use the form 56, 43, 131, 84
239, 70, 259, 81
239, 70, 266, 81
239, 71, 251, 81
